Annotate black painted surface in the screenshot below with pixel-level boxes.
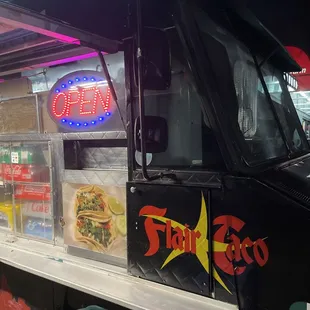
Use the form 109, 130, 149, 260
127, 185, 212, 297
263, 154, 310, 205
127, 179, 310, 310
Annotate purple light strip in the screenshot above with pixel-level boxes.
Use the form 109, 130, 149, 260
30, 52, 104, 69
0, 16, 81, 45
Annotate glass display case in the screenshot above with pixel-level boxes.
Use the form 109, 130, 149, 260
0, 141, 53, 241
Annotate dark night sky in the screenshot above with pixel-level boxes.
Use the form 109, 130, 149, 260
3, 0, 310, 55
248, 0, 310, 54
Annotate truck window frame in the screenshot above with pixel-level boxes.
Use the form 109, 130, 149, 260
125, 28, 227, 177
171, 2, 310, 174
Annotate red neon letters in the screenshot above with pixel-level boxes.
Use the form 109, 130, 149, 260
51, 86, 111, 118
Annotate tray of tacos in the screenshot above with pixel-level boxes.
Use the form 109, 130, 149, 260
73, 185, 126, 253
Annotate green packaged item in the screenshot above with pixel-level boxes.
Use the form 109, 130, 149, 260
11, 147, 33, 164
0, 147, 10, 164
0, 145, 47, 165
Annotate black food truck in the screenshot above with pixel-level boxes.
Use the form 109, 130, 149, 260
0, 0, 308, 310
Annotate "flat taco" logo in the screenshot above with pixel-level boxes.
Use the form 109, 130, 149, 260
139, 194, 269, 293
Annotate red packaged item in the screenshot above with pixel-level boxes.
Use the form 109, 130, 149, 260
14, 184, 51, 201
3, 164, 49, 182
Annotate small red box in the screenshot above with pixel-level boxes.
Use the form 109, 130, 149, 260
2, 164, 49, 182
14, 184, 51, 201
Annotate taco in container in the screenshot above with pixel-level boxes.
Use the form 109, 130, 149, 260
74, 185, 116, 251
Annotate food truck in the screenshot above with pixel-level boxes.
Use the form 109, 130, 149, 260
0, 0, 309, 309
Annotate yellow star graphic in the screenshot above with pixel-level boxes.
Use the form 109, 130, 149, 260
142, 193, 232, 294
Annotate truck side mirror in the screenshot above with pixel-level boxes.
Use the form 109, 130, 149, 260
134, 28, 171, 90
134, 116, 168, 153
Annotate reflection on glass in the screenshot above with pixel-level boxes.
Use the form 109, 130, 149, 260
194, 7, 309, 166
260, 62, 308, 153
134, 28, 225, 170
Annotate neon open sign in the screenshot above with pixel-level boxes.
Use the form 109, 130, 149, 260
47, 70, 112, 130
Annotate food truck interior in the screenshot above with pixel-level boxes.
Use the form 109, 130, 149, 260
1, 1, 310, 310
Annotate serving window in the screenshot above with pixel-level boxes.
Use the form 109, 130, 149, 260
0, 23, 127, 264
